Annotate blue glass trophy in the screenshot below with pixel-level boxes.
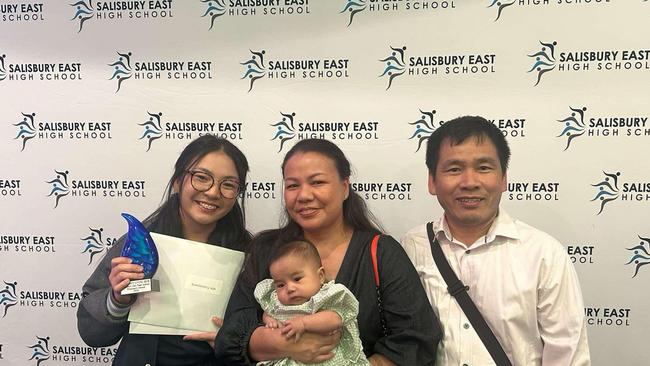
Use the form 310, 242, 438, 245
120, 213, 160, 295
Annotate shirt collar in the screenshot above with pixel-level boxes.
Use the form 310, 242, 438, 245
432, 209, 521, 246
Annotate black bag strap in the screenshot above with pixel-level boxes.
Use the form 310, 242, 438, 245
370, 234, 389, 337
425, 222, 512, 366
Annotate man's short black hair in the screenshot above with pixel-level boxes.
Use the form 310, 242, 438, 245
425, 116, 511, 175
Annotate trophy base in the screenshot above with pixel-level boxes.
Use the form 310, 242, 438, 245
121, 279, 160, 295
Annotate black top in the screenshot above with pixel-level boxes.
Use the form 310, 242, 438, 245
214, 229, 441, 366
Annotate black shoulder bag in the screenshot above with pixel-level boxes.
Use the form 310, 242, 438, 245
426, 222, 512, 366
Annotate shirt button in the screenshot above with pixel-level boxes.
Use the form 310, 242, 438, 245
465, 249, 471, 254
463, 323, 470, 329
145, 364, 151, 366
463, 364, 469, 366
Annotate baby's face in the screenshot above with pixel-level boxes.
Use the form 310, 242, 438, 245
270, 254, 324, 306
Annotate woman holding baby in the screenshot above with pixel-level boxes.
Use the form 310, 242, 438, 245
215, 139, 440, 366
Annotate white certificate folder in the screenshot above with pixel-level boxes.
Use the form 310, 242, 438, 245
127, 232, 245, 334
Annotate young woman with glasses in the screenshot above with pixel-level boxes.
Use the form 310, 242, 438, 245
77, 135, 251, 366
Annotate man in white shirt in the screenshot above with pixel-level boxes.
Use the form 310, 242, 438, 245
401, 116, 590, 365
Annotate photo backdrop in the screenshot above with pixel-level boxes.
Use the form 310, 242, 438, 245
1, 1, 649, 364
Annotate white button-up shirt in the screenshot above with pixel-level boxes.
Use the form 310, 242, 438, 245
401, 211, 590, 366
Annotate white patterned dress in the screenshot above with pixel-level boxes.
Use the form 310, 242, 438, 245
253, 280, 370, 366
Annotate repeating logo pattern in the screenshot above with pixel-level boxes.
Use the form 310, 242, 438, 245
46, 170, 71, 208
108, 51, 133, 93
81, 227, 115, 265
241, 50, 266, 92
626, 236, 650, 278
13, 113, 37, 151
591, 171, 620, 215
28, 336, 50, 366
70, 1, 94, 33
487, 0, 515, 21
408, 109, 440, 152
527, 40, 557, 86
379, 46, 406, 90
201, 0, 226, 30
138, 112, 164, 151
1, 281, 18, 317
341, 0, 365, 26
270, 112, 296, 152
557, 106, 587, 150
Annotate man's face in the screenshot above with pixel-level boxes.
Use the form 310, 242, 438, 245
429, 136, 507, 238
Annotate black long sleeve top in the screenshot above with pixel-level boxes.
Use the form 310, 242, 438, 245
214, 229, 441, 366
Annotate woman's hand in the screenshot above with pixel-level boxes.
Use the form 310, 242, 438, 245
108, 257, 144, 305
288, 330, 341, 364
183, 316, 224, 348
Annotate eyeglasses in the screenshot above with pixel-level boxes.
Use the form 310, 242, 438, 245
186, 170, 242, 199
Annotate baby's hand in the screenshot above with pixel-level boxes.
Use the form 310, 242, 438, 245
281, 316, 306, 341
263, 312, 281, 329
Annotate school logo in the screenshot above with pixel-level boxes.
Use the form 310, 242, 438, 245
108, 51, 133, 92
489, 0, 612, 22
71, 0, 173, 32
528, 41, 650, 85
241, 49, 266, 92
487, 0, 515, 21
45, 170, 147, 208
0, 54, 6, 81
269, 111, 380, 152
557, 106, 648, 150
28, 336, 50, 366
382, 45, 497, 89
137, 111, 244, 151
507, 181, 559, 201
351, 182, 413, 201
241, 49, 349, 91
379, 46, 407, 90
13, 112, 37, 151
341, 0, 456, 26
0, 281, 18, 317
70, 1, 93, 32
270, 112, 297, 152
527, 40, 557, 86
407, 109, 440, 152
1, 3, 45, 23
139, 112, 163, 151
81, 227, 117, 265
567, 244, 594, 265
46, 170, 71, 209
0, 54, 83, 82
26, 336, 117, 365
626, 235, 650, 278
12, 112, 113, 151
202, 0, 310, 30
584, 307, 631, 327
557, 106, 586, 150
108, 51, 212, 92
201, 0, 226, 30
0, 179, 21, 197
591, 171, 620, 215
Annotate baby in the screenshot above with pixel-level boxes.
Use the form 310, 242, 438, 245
254, 240, 370, 366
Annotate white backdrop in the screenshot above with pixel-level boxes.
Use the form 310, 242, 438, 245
1, 1, 649, 365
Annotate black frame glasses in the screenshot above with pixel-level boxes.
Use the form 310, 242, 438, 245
186, 170, 242, 199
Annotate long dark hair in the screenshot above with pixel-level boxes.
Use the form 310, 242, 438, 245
244, 139, 381, 284
144, 135, 251, 250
